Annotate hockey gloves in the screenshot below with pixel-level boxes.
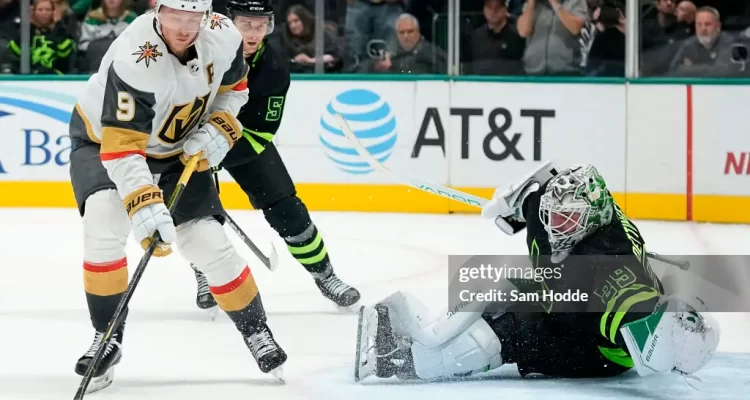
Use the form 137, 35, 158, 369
124, 185, 176, 257
182, 112, 242, 171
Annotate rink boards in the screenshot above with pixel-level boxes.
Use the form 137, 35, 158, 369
0, 78, 747, 223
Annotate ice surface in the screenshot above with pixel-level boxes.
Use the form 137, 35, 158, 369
0, 209, 748, 399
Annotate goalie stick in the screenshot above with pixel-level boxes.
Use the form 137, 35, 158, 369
335, 114, 690, 272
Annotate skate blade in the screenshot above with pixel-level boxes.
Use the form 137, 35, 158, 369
268, 365, 285, 384
354, 305, 377, 382
205, 306, 219, 321
336, 301, 361, 314
85, 368, 115, 394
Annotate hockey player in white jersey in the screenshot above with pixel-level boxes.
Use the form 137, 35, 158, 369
69, 0, 286, 393
354, 163, 720, 384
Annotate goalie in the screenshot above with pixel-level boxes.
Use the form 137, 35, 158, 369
354, 163, 719, 382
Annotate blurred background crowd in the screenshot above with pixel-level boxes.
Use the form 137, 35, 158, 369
0, 0, 748, 77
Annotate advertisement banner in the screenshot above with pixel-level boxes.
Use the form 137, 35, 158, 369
442, 82, 627, 190
692, 86, 750, 196
279, 80, 447, 186
0, 82, 82, 181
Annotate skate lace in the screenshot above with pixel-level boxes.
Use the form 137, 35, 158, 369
84, 331, 121, 358
320, 274, 350, 297
196, 272, 211, 296
247, 328, 277, 359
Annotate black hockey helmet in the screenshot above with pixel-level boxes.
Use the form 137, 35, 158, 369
227, 0, 275, 34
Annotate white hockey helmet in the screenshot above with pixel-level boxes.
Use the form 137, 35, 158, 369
155, 0, 213, 34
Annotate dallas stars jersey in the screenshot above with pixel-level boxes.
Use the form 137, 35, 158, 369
71, 11, 248, 161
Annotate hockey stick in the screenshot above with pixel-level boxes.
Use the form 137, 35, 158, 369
212, 172, 279, 271
73, 154, 202, 399
336, 115, 691, 272
334, 114, 488, 208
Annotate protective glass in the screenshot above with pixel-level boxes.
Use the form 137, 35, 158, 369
233, 15, 274, 36
158, 7, 209, 33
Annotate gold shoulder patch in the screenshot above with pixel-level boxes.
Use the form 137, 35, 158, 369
210, 14, 229, 30
132, 41, 163, 67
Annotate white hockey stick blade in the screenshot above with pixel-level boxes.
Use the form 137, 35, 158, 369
335, 114, 488, 209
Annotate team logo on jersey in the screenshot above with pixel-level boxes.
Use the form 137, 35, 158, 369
132, 41, 163, 67
156, 92, 211, 144
210, 14, 229, 30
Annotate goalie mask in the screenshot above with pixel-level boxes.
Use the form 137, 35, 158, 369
539, 164, 614, 262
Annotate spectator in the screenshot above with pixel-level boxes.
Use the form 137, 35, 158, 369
52, 0, 78, 38
78, 0, 137, 52
0, 0, 19, 34
344, 0, 404, 65
641, 0, 678, 51
668, 6, 734, 76
363, 13, 446, 74
272, 4, 342, 73
672, 0, 696, 40
517, 0, 588, 76
583, 0, 625, 76
5, 0, 75, 74
463, 0, 524, 75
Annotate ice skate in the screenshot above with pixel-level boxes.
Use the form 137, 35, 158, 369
74, 323, 125, 394
313, 265, 361, 311
244, 324, 288, 383
193, 266, 218, 320
354, 304, 415, 382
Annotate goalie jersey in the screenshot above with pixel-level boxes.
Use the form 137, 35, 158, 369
70, 11, 249, 161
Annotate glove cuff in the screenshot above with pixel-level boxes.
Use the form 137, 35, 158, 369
123, 185, 163, 218
207, 111, 242, 149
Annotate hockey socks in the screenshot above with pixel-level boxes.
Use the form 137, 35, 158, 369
284, 223, 329, 274
209, 265, 267, 335
82, 258, 129, 331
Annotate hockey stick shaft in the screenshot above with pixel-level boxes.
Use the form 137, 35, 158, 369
74, 154, 202, 399
212, 171, 277, 271
335, 114, 488, 208
646, 252, 690, 271
338, 114, 692, 272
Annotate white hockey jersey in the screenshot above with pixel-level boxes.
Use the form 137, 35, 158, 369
70, 10, 248, 201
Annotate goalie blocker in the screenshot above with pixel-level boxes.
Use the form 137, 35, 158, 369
354, 163, 719, 382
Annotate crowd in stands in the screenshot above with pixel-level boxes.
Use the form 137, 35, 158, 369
0, 0, 748, 77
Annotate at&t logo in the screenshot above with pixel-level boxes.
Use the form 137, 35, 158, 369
318, 89, 397, 174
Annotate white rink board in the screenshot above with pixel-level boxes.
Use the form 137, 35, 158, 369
692, 85, 750, 196
1, 79, 749, 209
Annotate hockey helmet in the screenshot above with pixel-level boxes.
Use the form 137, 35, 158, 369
538, 164, 614, 261
227, 0, 275, 35
155, 0, 212, 33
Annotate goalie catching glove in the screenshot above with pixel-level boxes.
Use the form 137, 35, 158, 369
124, 185, 176, 257
182, 112, 242, 170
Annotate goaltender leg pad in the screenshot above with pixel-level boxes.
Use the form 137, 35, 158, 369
410, 318, 503, 380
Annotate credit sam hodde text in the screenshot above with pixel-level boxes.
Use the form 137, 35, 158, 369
449, 256, 590, 310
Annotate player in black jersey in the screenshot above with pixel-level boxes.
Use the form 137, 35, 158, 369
190, 0, 361, 312
354, 163, 719, 383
